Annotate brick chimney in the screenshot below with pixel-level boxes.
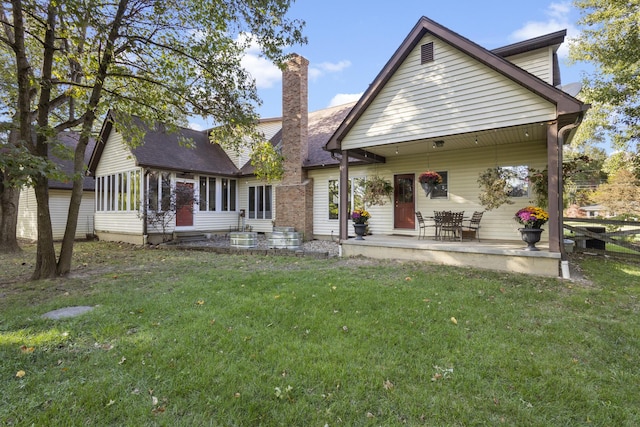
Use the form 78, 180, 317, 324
275, 54, 314, 240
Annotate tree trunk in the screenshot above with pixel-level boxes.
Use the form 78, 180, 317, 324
57, 0, 129, 275
0, 129, 23, 254
31, 175, 57, 279
57, 135, 88, 274
0, 179, 22, 254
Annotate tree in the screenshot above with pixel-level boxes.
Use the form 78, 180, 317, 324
0, 0, 305, 278
593, 169, 640, 216
569, 0, 640, 152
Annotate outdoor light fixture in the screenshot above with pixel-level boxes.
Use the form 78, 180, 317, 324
475, 137, 478, 144
525, 130, 529, 137
433, 140, 445, 148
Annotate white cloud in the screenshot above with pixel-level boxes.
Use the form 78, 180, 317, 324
236, 33, 282, 89
509, 2, 579, 57
328, 93, 363, 107
309, 60, 352, 82
188, 121, 205, 131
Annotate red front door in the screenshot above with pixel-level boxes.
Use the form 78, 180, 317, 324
175, 182, 194, 227
394, 174, 415, 229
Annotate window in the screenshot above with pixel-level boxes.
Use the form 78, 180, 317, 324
502, 165, 529, 197
248, 185, 272, 219
221, 178, 237, 211
328, 178, 365, 220
146, 171, 172, 212
199, 177, 216, 211
95, 169, 141, 212
431, 171, 448, 199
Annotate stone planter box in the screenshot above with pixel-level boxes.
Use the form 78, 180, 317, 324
230, 231, 258, 249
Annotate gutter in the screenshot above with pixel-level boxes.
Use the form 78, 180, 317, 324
557, 112, 585, 278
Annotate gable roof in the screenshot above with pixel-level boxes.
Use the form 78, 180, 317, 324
326, 16, 587, 152
89, 111, 239, 176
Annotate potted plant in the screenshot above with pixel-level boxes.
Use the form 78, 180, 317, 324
363, 175, 393, 206
351, 208, 370, 240
418, 171, 442, 196
514, 206, 549, 251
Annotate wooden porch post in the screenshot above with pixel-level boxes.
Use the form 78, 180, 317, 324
339, 150, 349, 240
547, 121, 561, 252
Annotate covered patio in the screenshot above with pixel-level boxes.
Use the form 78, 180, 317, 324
340, 234, 561, 277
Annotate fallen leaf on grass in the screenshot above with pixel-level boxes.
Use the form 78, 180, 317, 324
106, 399, 116, 407
405, 277, 412, 281
450, 317, 458, 325
152, 396, 158, 406
15, 370, 26, 378
383, 379, 394, 390
118, 356, 126, 365
196, 300, 205, 305
19, 345, 35, 353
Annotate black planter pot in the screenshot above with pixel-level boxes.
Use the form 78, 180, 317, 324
519, 228, 543, 251
353, 223, 367, 240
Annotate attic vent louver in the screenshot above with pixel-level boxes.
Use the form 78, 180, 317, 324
421, 42, 434, 64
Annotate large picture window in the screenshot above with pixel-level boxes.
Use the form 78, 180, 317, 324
221, 178, 237, 211
147, 171, 171, 211
328, 178, 365, 220
199, 177, 216, 211
249, 185, 272, 219
95, 170, 141, 212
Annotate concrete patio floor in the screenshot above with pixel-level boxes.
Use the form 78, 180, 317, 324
340, 234, 561, 277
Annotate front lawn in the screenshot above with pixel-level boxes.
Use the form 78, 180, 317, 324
1, 242, 639, 425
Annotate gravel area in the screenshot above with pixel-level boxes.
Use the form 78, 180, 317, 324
179, 233, 341, 257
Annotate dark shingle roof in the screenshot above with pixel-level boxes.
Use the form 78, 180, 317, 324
90, 111, 239, 176
129, 117, 239, 176
49, 132, 96, 191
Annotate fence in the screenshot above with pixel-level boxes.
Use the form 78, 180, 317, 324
563, 217, 640, 259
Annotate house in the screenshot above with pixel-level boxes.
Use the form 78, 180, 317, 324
17, 132, 96, 240
88, 16, 587, 276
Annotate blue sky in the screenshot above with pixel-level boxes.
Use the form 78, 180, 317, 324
190, 1, 590, 129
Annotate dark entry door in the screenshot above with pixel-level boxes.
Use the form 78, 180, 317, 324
175, 182, 194, 227
394, 174, 415, 229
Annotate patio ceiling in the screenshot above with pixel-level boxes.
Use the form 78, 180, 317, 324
360, 122, 550, 159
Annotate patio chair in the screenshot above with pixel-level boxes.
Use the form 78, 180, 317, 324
462, 211, 484, 241
440, 211, 464, 241
415, 211, 436, 240
432, 210, 449, 240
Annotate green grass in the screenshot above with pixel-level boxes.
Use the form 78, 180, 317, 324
1, 242, 640, 426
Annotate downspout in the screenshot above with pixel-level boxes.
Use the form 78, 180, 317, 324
142, 168, 148, 244
557, 113, 584, 278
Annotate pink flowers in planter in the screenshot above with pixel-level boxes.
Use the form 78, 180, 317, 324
418, 171, 442, 185
514, 206, 549, 229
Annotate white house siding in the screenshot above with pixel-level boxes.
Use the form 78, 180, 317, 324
17, 188, 37, 240
17, 188, 95, 240
95, 129, 136, 176
504, 48, 553, 85
309, 139, 548, 242
193, 211, 244, 232
95, 212, 143, 239
94, 130, 143, 242
342, 34, 556, 150
225, 119, 282, 169
237, 178, 278, 233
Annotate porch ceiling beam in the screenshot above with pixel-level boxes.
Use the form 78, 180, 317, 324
347, 148, 386, 164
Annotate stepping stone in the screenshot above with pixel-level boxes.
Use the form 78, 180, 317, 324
42, 306, 94, 320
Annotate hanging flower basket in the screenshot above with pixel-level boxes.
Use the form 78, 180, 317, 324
418, 171, 442, 196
